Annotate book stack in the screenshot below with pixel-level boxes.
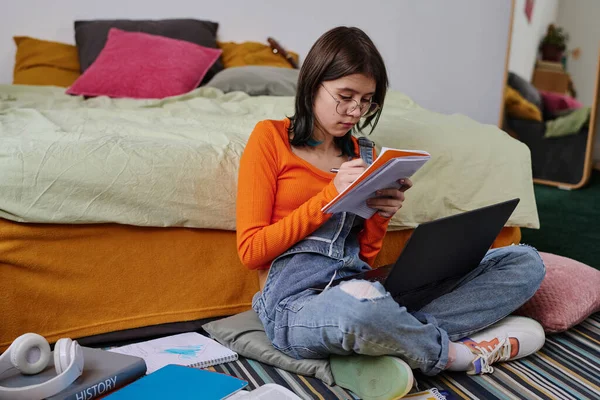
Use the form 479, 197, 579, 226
0, 347, 147, 400
0, 332, 240, 400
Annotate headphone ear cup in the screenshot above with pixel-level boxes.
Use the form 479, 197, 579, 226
10, 333, 51, 375
53, 338, 72, 375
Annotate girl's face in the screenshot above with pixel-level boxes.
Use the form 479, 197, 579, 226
312, 73, 376, 139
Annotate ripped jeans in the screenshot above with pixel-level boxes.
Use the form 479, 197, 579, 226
252, 212, 546, 376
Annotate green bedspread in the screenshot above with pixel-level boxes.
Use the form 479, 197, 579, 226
0, 85, 539, 230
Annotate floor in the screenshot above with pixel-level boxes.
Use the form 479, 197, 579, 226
521, 169, 600, 269
209, 313, 600, 399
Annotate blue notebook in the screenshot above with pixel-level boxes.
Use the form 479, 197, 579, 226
104, 364, 248, 400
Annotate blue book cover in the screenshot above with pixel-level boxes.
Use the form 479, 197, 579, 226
104, 364, 248, 400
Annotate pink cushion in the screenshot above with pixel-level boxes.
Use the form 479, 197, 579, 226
514, 252, 600, 333
67, 28, 221, 99
540, 91, 583, 114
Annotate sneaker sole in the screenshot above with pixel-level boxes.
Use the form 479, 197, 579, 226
330, 354, 414, 400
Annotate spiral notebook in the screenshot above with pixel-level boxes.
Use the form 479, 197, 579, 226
108, 332, 238, 374
322, 147, 430, 219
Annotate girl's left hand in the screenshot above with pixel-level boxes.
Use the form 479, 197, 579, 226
366, 178, 413, 219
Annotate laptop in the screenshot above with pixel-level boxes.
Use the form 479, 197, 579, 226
311, 198, 520, 310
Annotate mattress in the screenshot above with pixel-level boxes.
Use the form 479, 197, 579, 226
0, 217, 520, 351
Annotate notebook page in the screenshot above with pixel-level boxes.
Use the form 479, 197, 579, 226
325, 157, 429, 217
325, 160, 402, 218
380, 147, 430, 157
108, 332, 237, 374
322, 148, 430, 213
325, 159, 400, 218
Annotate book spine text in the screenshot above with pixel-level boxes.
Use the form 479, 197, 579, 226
62, 362, 146, 400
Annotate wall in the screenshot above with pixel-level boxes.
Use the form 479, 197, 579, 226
556, 0, 600, 107
0, 0, 512, 125
555, 0, 600, 162
509, 0, 559, 80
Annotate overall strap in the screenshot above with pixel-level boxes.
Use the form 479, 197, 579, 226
357, 136, 375, 165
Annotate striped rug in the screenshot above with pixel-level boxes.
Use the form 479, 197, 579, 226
208, 313, 600, 400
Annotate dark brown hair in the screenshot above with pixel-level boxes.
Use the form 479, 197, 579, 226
289, 26, 388, 157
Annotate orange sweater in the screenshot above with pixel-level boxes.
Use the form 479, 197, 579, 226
236, 118, 390, 271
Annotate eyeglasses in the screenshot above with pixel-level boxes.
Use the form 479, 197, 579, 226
321, 84, 380, 118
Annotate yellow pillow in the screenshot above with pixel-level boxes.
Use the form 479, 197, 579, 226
13, 36, 81, 87
217, 41, 299, 69
504, 86, 543, 122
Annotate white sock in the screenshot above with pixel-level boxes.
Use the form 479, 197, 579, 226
446, 342, 476, 371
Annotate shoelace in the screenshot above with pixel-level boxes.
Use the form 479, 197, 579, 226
472, 337, 511, 374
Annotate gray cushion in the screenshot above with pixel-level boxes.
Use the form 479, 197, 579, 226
202, 310, 335, 385
508, 72, 543, 112
205, 66, 299, 96
74, 18, 223, 85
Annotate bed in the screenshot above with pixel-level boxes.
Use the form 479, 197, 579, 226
503, 71, 597, 188
0, 81, 535, 351
505, 117, 589, 185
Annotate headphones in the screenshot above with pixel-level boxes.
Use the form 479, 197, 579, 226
0, 333, 84, 400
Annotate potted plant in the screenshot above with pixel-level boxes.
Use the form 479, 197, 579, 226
539, 24, 569, 62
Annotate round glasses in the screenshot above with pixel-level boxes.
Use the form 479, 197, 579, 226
321, 84, 380, 118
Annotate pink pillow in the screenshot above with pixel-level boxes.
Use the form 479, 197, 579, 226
514, 252, 600, 333
540, 91, 583, 114
67, 28, 221, 99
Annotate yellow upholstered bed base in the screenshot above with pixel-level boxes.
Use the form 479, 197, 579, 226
0, 217, 520, 351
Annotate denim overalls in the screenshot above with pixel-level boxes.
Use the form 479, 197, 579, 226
251, 137, 546, 376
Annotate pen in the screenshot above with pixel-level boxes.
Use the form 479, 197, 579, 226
330, 168, 339, 173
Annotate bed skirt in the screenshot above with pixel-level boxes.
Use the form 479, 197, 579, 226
0, 217, 520, 351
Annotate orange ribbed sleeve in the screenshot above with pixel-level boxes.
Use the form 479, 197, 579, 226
236, 119, 390, 270
359, 213, 390, 265
236, 121, 338, 270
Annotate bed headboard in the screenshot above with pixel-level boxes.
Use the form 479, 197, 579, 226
1, 0, 512, 126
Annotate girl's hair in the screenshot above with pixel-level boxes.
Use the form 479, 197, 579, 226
289, 26, 388, 157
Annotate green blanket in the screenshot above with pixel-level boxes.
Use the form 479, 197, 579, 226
0, 85, 539, 230
545, 107, 591, 138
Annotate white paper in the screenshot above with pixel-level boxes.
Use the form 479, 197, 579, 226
226, 384, 302, 400
108, 332, 237, 374
323, 149, 430, 217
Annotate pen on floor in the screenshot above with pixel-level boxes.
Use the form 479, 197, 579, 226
330, 168, 339, 173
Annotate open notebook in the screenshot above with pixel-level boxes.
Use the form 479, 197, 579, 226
322, 147, 431, 218
108, 332, 238, 374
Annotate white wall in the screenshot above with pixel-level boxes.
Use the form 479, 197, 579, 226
509, 0, 559, 81
555, 0, 600, 162
556, 0, 600, 107
0, 0, 512, 125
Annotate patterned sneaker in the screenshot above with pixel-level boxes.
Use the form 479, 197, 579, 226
330, 354, 414, 400
460, 316, 545, 375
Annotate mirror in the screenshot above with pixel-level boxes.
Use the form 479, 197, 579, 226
502, 1, 599, 189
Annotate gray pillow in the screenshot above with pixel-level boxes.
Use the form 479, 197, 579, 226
74, 18, 223, 85
202, 310, 335, 385
508, 72, 543, 112
205, 66, 299, 96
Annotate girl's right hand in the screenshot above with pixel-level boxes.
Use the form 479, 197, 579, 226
333, 158, 367, 193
